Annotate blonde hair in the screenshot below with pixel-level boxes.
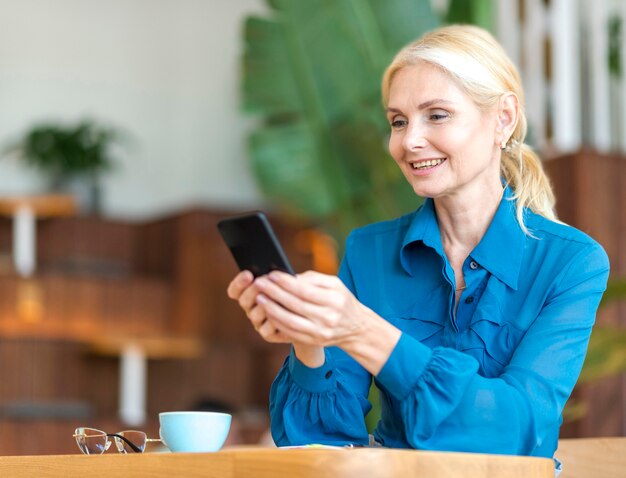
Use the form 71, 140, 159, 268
382, 25, 558, 233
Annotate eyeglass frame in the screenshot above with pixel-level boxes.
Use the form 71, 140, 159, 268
73, 427, 161, 454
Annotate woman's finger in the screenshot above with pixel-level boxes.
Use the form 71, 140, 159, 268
255, 317, 292, 344
255, 277, 326, 319
237, 279, 264, 313
248, 304, 267, 330
226, 270, 254, 299
282, 270, 342, 288
257, 318, 278, 339
267, 271, 343, 305
257, 294, 328, 345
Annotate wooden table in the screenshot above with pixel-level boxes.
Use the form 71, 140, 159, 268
0, 448, 554, 477
555, 437, 626, 478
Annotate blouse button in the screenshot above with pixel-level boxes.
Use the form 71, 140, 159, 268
325, 371, 333, 379
469, 260, 479, 270
465, 296, 474, 304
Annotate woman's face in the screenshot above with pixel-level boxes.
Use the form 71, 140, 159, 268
386, 61, 502, 201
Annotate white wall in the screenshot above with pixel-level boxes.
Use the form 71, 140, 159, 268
0, 0, 266, 218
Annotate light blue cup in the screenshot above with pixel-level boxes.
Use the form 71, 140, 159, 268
159, 411, 232, 453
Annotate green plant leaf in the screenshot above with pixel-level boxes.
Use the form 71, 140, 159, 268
242, 17, 304, 116
600, 278, 626, 307
4, 119, 124, 182
249, 123, 336, 217
445, 0, 494, 32
242, 0, 438, 238
578, 326, 626, 383
608, 15, 622, 79
562, 399, 588, 423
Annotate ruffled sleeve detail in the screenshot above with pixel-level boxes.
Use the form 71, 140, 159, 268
377, 334, 479, 442
376, 332, 432, 399
288, 348, 337, 393
270, 347, 371, 447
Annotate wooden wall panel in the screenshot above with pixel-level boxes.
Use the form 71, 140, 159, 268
170, 211, 219, 336
0, 277, 17, 322
249, 346, 291, 405
37, 218, 135, 277
134, 216, 177, 278
0, 208, 315, 454
0, 340, 87, 403
544, 150, 626, 438
0, 218, 12, 275
0, 276, 171, 340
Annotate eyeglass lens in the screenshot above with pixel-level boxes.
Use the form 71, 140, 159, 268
74, 427, 111, 455
113, 431, 147, 453
74, 428, 150, 454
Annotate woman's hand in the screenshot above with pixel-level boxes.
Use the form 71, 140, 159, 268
227, 270, 326, 367
255, 270, 401, 375
254, 271, 369, 348
226, 270, 289, 344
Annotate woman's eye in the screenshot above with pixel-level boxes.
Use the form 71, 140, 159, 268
390, 119, 407, 128
429, 111, 449, 121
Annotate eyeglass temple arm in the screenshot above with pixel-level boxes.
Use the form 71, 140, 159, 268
106, 433, 143, 453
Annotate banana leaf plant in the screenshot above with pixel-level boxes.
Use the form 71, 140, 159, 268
241, 0, 440, 243
445, 0, 494, 31
563, 278, 626, 422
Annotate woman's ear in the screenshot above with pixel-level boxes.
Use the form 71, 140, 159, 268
496, 93, 519, 147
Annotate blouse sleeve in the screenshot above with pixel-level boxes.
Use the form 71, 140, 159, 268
375, 242, 610, 454
269, 251, 373, 447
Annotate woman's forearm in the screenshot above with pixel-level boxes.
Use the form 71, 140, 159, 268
291, 307, 401, 375
340, 306, 402, 376
292, 342, 325, 368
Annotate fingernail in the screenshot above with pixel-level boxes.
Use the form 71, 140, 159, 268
268, 272, 279, 281
257, 294, 267, 304
256, 278, 267, 288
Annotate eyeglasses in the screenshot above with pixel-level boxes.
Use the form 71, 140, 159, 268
73, 427, 161, 454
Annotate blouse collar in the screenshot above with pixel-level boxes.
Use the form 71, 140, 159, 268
400, 186, 526, 290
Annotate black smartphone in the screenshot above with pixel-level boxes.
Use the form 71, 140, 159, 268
217, 211, 296, 278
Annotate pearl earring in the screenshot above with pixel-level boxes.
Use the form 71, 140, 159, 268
496, 129, 505, 150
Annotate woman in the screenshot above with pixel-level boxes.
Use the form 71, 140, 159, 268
227, 25, 609, 458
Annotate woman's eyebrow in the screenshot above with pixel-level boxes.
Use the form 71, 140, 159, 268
418, 99, 453, 109
386, 99, 453, 113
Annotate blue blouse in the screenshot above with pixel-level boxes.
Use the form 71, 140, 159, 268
269, 188, 610, 457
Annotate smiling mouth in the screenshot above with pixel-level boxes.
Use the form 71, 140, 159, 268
410, 158, 446, 170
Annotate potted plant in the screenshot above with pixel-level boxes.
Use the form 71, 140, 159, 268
5, 119, 126, 215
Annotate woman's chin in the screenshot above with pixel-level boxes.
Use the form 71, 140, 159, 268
409, 183, 443, 199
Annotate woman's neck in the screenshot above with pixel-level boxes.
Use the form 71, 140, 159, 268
434, 181, 504, 258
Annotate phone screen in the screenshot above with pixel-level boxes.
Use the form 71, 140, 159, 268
217, 212, 295, 277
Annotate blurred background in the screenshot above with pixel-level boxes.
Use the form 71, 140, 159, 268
0, 0, 624, 455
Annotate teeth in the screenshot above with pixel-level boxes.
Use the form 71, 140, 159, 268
411, 159, 445, 169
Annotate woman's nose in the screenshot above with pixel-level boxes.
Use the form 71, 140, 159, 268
402, 123, 428, 151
